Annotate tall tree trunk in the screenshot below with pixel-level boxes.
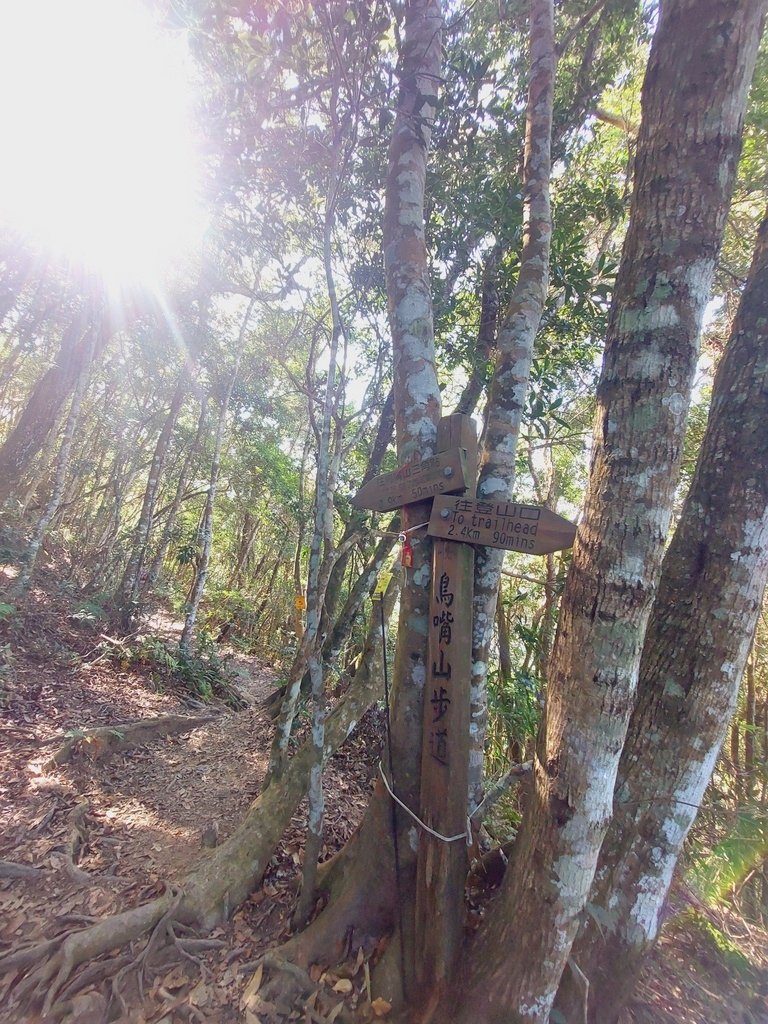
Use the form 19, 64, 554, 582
115, 374, 189, 628
324, 522, 399, 665
732, 719, 742, 794
453, 246, 500, 417
146, 395, 209, 590
84, 438, 131, 588
279, 0, 444, 991
15, 332, 97, 589
15, 406, 67, 514
0, 313, 108, 506
289, 390, 398, 702
555, 204, 768, 1024
268, 146, 347, 781
453, 2, 764, 1020
496, 596, 513, 686
252, 542, 288, 624
227, 509, 260, 591
467, 0, 555, 813
180, 298, 255, 653
317, 388, 397, 650
294, 115, 366, 920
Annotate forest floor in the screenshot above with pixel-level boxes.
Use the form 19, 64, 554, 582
0, 569, 767, 1024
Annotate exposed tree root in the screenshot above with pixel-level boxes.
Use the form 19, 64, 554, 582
61, 799, 91, 883
45, 713, 216, 768
0, 860, 43, 880
277, 784, 399, 973
1, 641, 384, 1019
5, 888, 177, 1015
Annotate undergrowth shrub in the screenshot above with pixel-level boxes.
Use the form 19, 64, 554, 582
97, 633, 243, 706
485, 667, 540, 779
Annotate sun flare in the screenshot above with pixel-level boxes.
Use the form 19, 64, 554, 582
0, 0, 205, 285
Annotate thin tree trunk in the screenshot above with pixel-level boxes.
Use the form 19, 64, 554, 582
147, 395, 209, 590
301, 390, 397, 688
454, 2, 764, 1020
295, 127, 358, 920
253, 546, 287, 624
116, 374, 189, 627
282, 0, 444, 993
227, 510, 260, 590
732, 720, 742, 795
530, 434, 558, 682
745, 650, 757, 798
264, 521, 400, 719
15, 406, 67, 514
467, 0, 555, 813
269, 102, 366, 795
289, 433, 312, 639
496, 595, 513, 685
180, 298, 255, 653
555, 203, 768, 1024
324, 522, 399, 665
454, 245, 500, 417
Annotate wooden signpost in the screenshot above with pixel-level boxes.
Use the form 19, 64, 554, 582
351, 416, 577, 1005
350, 447, 470, 513
414, 414, 476, 1003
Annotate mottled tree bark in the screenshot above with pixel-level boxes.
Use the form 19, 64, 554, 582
453, 2, 764, 1021
271, 391, 398, 710
453, 245, 500, 417
228, 510, 259, 590
745, 650, 757, 798
317, 388, 396, 641
280, 0, 443, 994
555, 206, 768, 1024
468, 0, 555, 813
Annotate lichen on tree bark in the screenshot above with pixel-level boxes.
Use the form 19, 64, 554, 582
451, 1, 766, 1020
555, 203, 768, 1024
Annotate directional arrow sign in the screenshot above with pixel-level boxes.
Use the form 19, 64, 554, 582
351, 447, 469, 513
428, 495, 577, 555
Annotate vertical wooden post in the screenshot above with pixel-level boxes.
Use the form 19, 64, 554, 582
415, 413, 477, 1005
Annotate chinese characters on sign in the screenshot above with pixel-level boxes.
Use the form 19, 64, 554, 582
350, 448, 469, 513
428, 495, 577, 555
429, 569, 455, 766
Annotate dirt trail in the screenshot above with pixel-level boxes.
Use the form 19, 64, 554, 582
0, 584, 378, 1023
1, 581, 766, 1024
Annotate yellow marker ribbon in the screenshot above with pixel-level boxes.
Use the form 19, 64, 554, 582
372, 570, 393, 600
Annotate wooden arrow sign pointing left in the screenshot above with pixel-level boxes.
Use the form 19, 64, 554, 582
351, 447, 469, 513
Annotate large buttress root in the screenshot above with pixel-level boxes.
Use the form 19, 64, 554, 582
278, 782, 399, 971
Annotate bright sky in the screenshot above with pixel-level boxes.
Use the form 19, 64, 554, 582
0, 0, 205, 286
